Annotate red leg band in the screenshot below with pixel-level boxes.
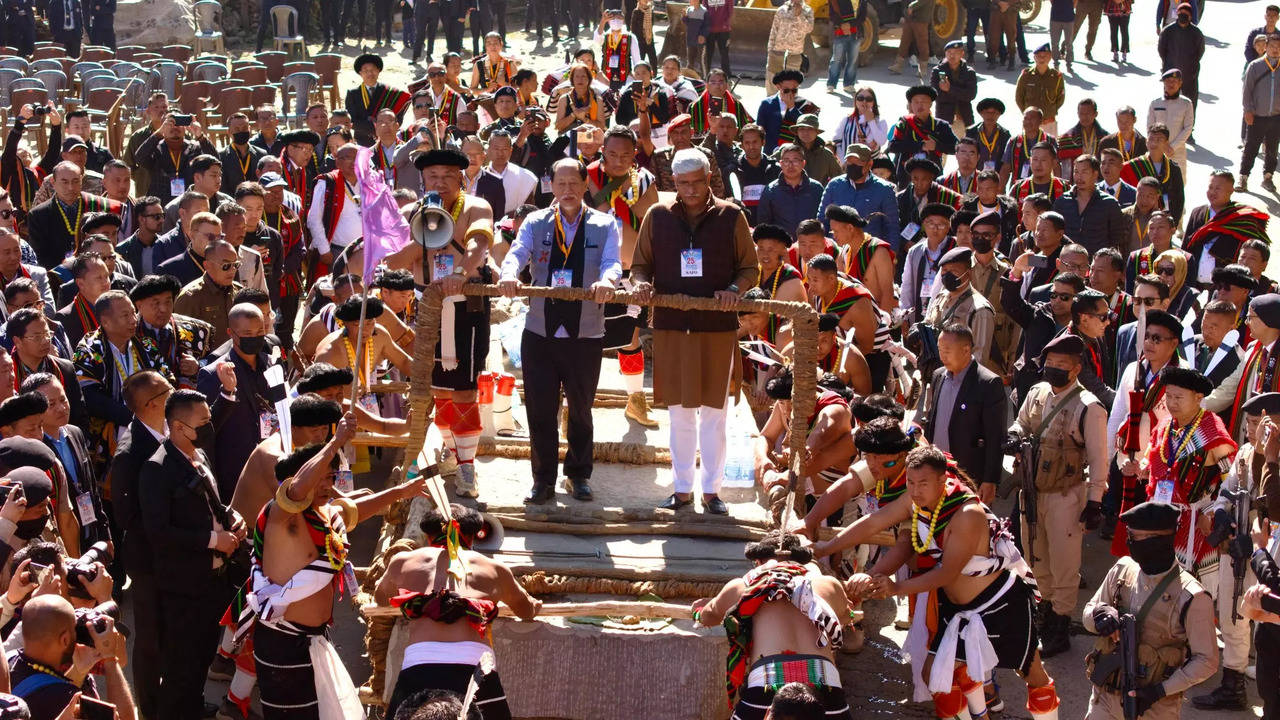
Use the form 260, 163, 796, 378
618, 347, 644, 376
495, 372, 516, 394
934, 686, 967, 718
1027, 682, 1060, 714
434, 397, 457, 429
453, 402, 481, 434
476, 372, 495, 403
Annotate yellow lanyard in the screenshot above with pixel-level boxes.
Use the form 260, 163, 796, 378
553, 208, 577, 266
1118, 131, 1134, 161
1267, 56, 1280, 73
978, 126, 999, 156
55, 197, 81, 236
169, 146, 182, 171
361, 84, 372, 109
237, 149, 251, 178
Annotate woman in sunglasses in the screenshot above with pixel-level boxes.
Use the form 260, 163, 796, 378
833, 86, 888, 159
1154, 248, 1199, 320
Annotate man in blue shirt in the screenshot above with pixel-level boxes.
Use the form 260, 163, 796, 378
756, 143, 824, 238
818, 143, 900, 246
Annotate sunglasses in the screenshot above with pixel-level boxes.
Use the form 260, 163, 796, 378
216, 260, 242, 272
971, 231, 997, 240
780, 88, 797, 94
1134, 296, 1162, 307
1050, 292, 1075, 302
414, 103, 432, 109
1145, 332, 1174, 343
141, 213, 164, 220
855, 95, 874, 101
1155, 266, 1176, 276
428, 71, 446, 77
1083, 311, 1111, 322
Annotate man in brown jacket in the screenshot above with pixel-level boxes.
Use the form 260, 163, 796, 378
632, 148, 758, 515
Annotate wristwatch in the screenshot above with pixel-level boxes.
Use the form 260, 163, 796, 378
727, 283, 739, 294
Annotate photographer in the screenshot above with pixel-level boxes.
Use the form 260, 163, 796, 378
0, 442, 80, 561
10, 594, 133, 720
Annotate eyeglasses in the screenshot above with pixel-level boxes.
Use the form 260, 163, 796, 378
1145, 332, 1174, 343
145, 388, 172, 406
1083, 312, 1111, 322
414, 103, 432, 109
22, 331, 52, 342
1155, 266, 1176, 276
855, 95, 874, 101
216, 260, 241, 272
141, 212, 164, 220
200, 233, 227, 243
1050, 292, 1076, 302
971, 231, 997, 240
428, 71, 446, 77
1134, 296, 1162, 307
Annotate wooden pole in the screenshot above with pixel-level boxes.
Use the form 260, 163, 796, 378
361, 600, 696, 620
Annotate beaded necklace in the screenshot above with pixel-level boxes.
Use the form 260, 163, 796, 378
911, 491, 947, 553
1161, 409, 1204, 465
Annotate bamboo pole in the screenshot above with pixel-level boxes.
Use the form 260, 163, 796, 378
489, 515, 896, 546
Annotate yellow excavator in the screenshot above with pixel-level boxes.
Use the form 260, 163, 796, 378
658, 0, 1039, 77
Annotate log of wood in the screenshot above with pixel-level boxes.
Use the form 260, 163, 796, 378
490, 515, 896, 546
361, 600, 696, 619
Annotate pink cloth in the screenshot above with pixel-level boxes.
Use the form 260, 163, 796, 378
356, 145, 412, 283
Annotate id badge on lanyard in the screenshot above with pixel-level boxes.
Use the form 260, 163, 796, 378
681, 248, 703, 277
432, 253, 455, 282
1154, 479, 1176, 504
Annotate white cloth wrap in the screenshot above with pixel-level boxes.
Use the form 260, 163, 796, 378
308, 632, 367, 720
441, 294, 464, 370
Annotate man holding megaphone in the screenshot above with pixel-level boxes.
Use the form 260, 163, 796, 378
387, 148, 497, 499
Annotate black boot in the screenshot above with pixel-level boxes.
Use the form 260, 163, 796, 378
1192, 668, 1248, 710
1039, 610, 1071, 658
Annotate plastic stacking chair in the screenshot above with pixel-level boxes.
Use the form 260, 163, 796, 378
280, 71, 318, 125
0, 57, 28, 73
192, 0, 226, 55
149, 61, 184, 99
270, 5, 306, 60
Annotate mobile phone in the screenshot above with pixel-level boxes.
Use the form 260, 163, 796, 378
23, 562, 49, 587
1263, 423, 1273, 448
173, 114, 193, 127
710, 97, 723, 115
78, 696, 116, 720
1028, 255, 1050, 270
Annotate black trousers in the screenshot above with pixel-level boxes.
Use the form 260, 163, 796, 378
965, 7, 989, 60
320, 0, 342, 44
1107, 14, 1130, 52
521, 330, 602, 488
275, 292, 301, 351
1242, 113, 1280, 177
8, 15, 34, 56
705, 30, 731, 76
442, 11, 465, 52
1258, 622, 1280, 720
489, 0, 507, 37
128, 570, 162, 720
564, 0, 594, 36
532, 0, 563, 40
157, 582, 231, 719
469, 0, 491, 55
373, 0, 394, 43
87, 12, 113, 47
52, 28, 81, 57
412, 2, 438, 59
339, 0, 367, 42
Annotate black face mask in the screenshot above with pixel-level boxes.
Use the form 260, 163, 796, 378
1127, 534, 1177, 575
971, 236, 994, 254
191, 421, 216, 452
941, 271, 965, 291
232, 131, 252, 145
1041, 365, 1072, 388
13, 515, 47, 540
845, 164, 865, 181
237, 335, 266, 356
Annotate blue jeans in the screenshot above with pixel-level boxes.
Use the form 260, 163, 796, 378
828, 34, 860, 88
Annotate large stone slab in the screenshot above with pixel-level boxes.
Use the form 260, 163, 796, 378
116, 0, 196, 47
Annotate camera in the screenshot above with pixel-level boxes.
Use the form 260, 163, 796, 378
66, 541, 111, 600
0, 481, 22, 503
74, 601, 121, 648
173, 114, 193, 127
32, 105, 48, 116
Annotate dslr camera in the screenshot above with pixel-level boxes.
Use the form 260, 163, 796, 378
74, 601, 121, 648
66, 541, 111, 600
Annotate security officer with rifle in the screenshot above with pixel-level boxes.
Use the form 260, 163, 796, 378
1192, 391, 1276, 710
1005, 333, 1110, 658
1083, 501, 1219, 719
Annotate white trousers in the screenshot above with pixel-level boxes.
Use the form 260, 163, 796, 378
669, 404, 728, 494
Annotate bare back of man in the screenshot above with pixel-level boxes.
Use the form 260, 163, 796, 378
746, 574, 849, 661
230, 435, 287, 523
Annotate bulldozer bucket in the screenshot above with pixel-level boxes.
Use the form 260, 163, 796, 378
659, 2, 832, 80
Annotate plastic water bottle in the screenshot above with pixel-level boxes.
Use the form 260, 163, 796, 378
721, 399, 756, 488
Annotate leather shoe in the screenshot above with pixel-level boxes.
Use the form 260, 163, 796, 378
704, 495, 729, 515
658, 493, 692, 510
565, 477, 593, 501
524, 484, 555, 504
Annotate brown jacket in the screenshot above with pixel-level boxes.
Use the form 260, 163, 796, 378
174, 275, 244, 344
631, 194, 758, 333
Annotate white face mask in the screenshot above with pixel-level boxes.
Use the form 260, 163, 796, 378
609, 19, 624, 30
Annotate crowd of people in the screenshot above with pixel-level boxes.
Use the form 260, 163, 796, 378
0, 0, 1268, 718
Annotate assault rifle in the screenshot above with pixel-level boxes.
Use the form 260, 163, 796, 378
1004, 433, 1038, 553
1089, 613, 1140, 720
1207, 486, 1253, 622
